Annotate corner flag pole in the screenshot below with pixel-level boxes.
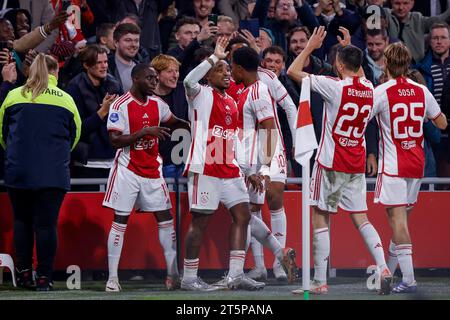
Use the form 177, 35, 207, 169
302, 162, 310, 300
294, 77, 317, 300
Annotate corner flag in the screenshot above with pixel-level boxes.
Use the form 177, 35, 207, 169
294, 77, 318, 165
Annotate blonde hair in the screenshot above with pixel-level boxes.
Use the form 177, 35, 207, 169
150, 54, 180, 73
384, 43, 412, 78
21, 53, 58, 102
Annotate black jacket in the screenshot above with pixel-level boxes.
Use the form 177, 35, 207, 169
116, 0, 172, 60
66, 72, 123, 164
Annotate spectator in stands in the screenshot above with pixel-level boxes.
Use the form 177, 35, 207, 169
66, 44, 122, 183
406, 69, 441, 178
438, 71, 450, 184
108, 23, 144, 93
115, 14, 151, 64
216, 15, 236, 39
253, 0, 318, 52
416, 22, 450, 180
287, 26, 309, 68
256, 27, 275, 52
0, 11, 69, 84
49, 0, 94, 67
116, 0, 169, 60
384, 0, 450, 63
0, 54, 81, 291
350, 4, 399, 52
167, 17, 216, 79
0, 8, 31, 40
18, 0, 57, 53
95, 23, 115, 53
218, 0, 254, 25
362, 28, 389, 85
312, 0, 362, 59
151, 54, 189, 179
193, 0, 216, 28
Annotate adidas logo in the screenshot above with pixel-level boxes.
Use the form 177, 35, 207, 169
143, 113, 149, 119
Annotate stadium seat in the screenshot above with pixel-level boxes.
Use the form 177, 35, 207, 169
0, 254, 17, 287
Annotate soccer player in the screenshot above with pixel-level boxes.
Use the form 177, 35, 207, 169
232, 46, 297, 283
103, 63, 190, 292
290, 26, 392, 295
181, 38, 296, 291
227, 38, 298, 282
371, 43, 447, 293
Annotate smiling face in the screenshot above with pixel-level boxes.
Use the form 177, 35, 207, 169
262, 52, 284, 76
289, 30, 308, 56
193, 0, 215, 20
158, 61, 180, 90
115, 32, 140, 61
16, 12, 30, 38
86, 52, 108, 80
207, 60, 231, 90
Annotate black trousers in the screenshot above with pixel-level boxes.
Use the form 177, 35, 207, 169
7, 188, 66, 279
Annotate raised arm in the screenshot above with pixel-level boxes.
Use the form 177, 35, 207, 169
183, 36, 229, 98
286, 26, 327, 84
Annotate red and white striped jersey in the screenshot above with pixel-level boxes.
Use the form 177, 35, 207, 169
311, 75, 374, 174
184, 85, 241, 178
372, 77, 442, 178
258, 67, 297, 145
235, 80, 277, 174
107, 92, 173, 178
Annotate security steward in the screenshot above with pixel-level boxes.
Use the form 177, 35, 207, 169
0, 53, 81, 291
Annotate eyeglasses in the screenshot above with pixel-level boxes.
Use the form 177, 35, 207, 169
276, 2, 294, 9
431, 36, 449, 41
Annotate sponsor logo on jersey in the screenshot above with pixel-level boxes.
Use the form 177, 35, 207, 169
338, 137, 359, 147
134, 138, 156, 150
225, 115, 232, 126
109, 113, 119, 123
143, 113, 149, 119
401, 140, 416, 150
212, 125, 234, 140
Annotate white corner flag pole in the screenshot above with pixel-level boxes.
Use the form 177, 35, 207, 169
294, 77, 317, 300
302, 162, 310, 300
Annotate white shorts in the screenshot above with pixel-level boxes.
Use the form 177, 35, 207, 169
248, 153, 287, 205
374, 174, 421, 207
103, 164, 172, 214
188, 172, 249, 213
310, 162, 367, 213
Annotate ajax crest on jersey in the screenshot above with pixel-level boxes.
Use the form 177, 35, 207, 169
200, 192, 209, 205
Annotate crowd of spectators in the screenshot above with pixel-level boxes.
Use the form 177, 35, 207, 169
1, 0, 450, 186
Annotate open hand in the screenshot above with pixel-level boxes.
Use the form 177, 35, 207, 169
306, 26, 327, 51
214, 36, 230, 60
140, 126, 171, 140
